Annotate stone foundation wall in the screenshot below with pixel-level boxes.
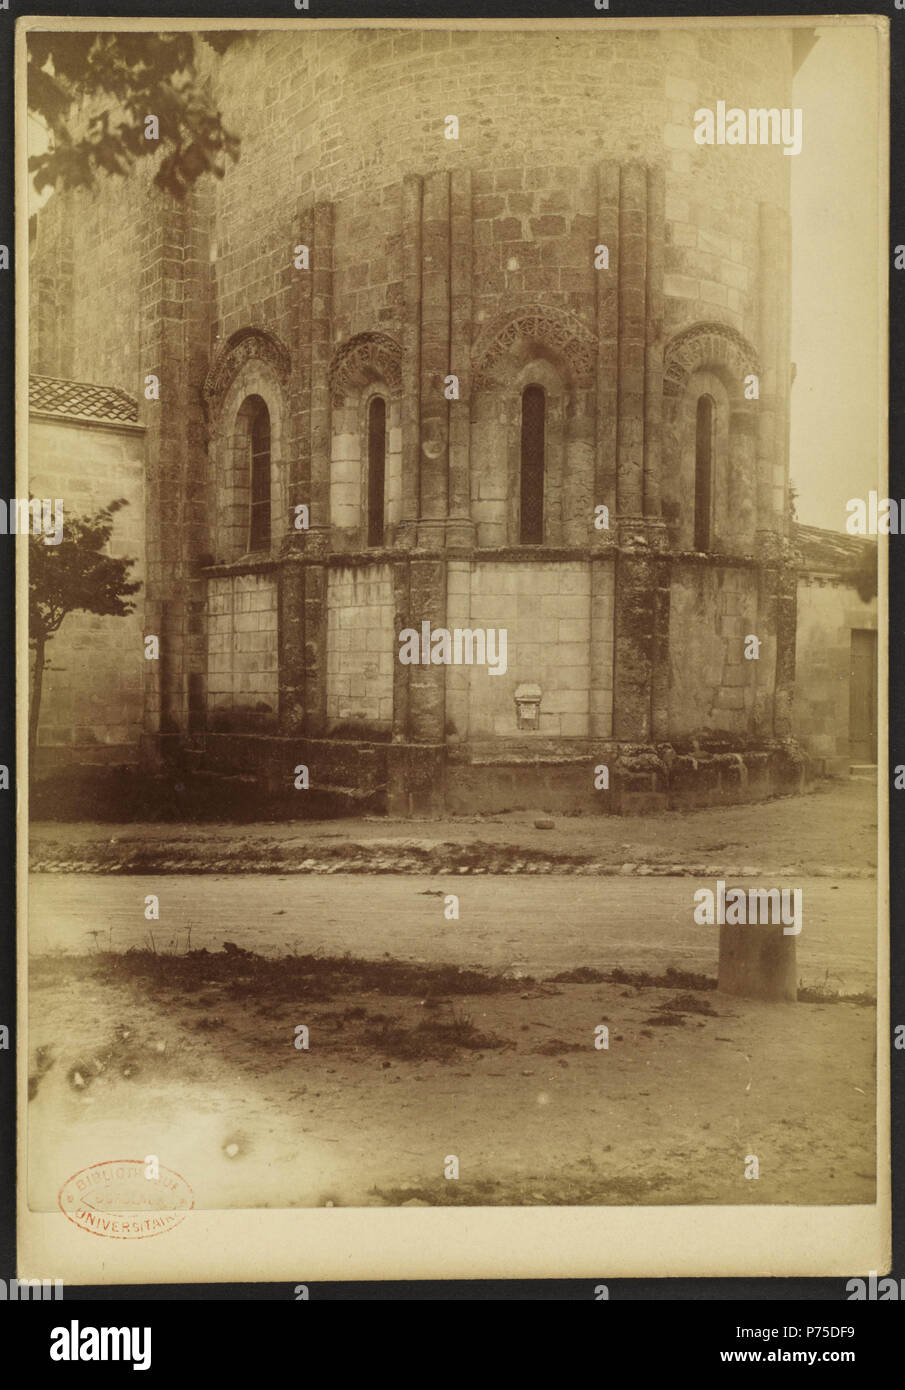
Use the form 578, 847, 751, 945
444, 558, 612, 740
325, 563, 395, 728
201, 731, 388, 799
667, 559, 761, 738
206, 573, 279, 727
444, 739, 807, 815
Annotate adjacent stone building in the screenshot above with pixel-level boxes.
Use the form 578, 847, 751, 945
27, 376, 146, 772
792, 523, 878, 776
28, 24, 817, 813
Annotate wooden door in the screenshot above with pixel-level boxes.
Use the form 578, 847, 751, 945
849, 628, 878, 762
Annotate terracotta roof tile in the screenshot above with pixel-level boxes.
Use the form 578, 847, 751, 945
29, 374, 139, 424
793, 521, 876, 574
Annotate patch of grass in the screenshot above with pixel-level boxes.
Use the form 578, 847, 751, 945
644, 1014, 686, 1027
608, 965, 717, 992
548, 967, 606, 984
30, 947, 530, 1004
370, 1170, 684, 1206
373, 1009, 510, 1061
798, 984, 875, 1006
545, 965, 717, 992
657, 993, 719, 1017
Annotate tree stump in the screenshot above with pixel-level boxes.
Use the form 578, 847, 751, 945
718, 923, 797, 1002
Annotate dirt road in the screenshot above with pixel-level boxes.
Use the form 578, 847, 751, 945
29, 872, 878, 993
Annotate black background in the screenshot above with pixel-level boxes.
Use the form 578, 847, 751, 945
0, 0, 901, 1357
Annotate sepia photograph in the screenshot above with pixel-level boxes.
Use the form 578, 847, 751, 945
16, 14, 889, 1282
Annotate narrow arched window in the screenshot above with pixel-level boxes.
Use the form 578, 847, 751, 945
520, 384, 545, 545
694, 394, 714, 551
367, 396, 386, 547
248, 398, 271, 551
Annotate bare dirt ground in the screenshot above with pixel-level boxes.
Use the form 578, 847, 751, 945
27, 950, 875, 1211
30, 778, 877, 877
26, 778, 879, 1212
27, 873, 877, 993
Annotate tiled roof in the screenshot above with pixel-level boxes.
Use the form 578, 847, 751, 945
793, 521, 876, 574
29, 374, 139, 424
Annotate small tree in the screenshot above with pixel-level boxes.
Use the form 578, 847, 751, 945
28, 32, 241, 198
29, 498, 141, 767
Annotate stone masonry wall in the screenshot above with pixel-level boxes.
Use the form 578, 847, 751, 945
445, 559, 613, 741
29, 415, 146, 762
29, 26, 795, 525
661, 27, 792, 339
206, 573, 279, 726
794, 574, 877, 768
30, 182, 142, 394
325, 563, 395, 728
26, 24, 797, 800
193, 26, 792, 377
667, 560, 761, 738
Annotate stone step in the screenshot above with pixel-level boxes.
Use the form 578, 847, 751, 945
849, 763, 878, 781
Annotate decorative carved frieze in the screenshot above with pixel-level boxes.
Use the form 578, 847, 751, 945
202, 326, 292, 410
328, 332, 403, 406
662, 321, 760, 398
472, 306, 598, 391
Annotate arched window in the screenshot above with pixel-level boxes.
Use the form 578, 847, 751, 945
367, 395, 387, 547
694, 394, 714, 551
248, 397, 271, 551
520, 384, 545, 545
